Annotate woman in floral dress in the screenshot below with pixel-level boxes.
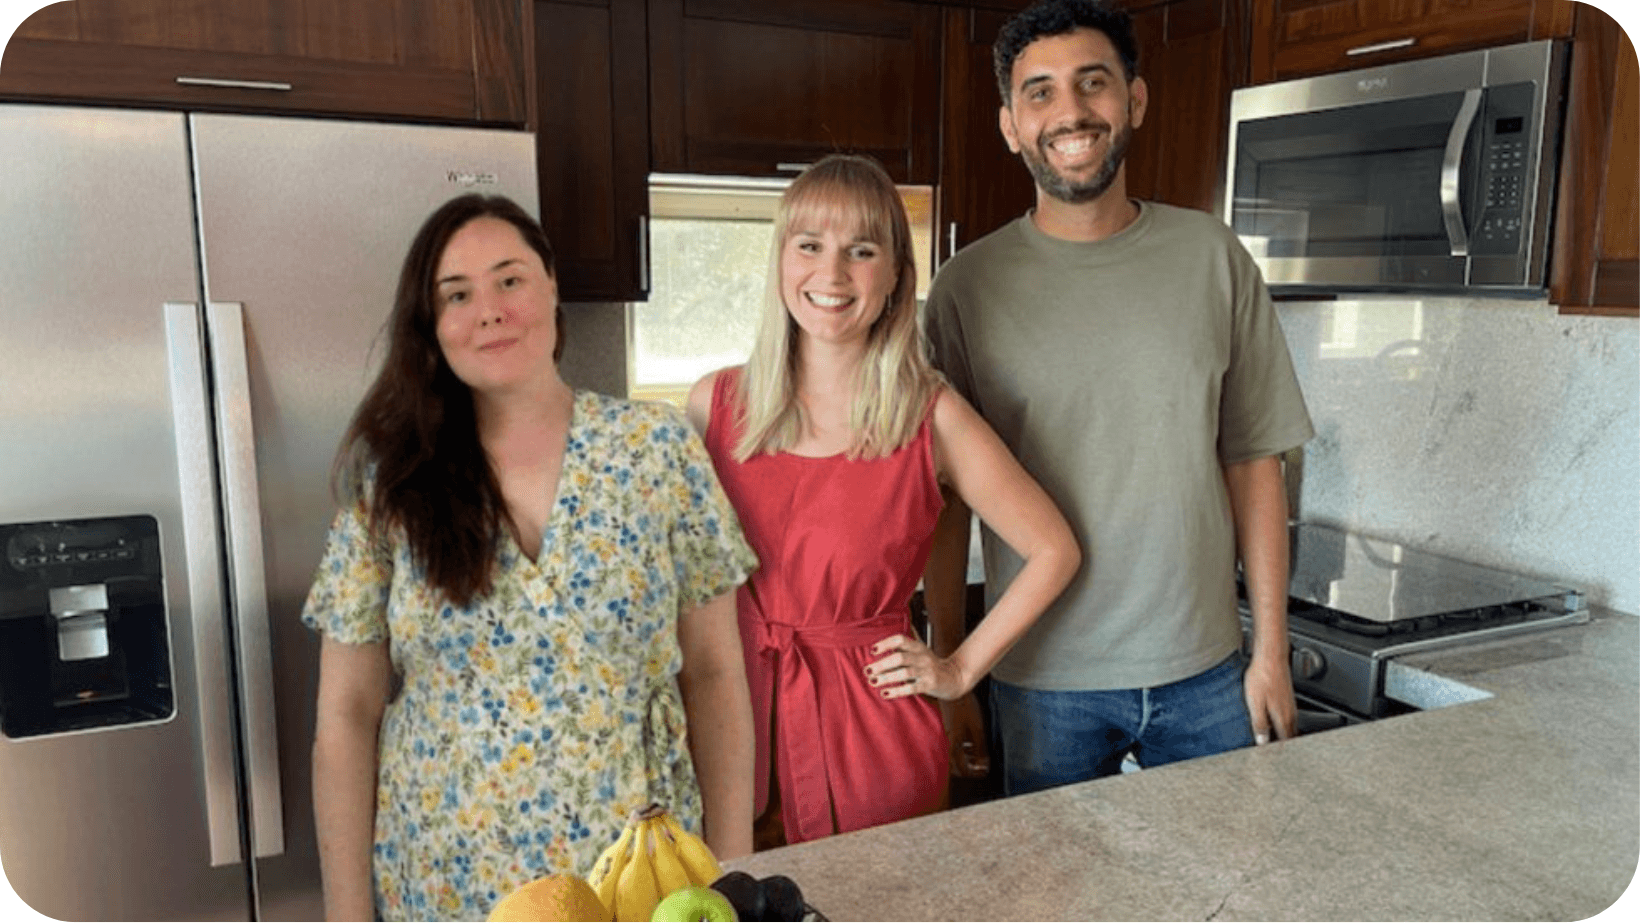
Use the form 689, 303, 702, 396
305, 194, 757, 921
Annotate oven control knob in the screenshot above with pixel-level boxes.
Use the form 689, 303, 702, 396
1291, 646, 1326, 680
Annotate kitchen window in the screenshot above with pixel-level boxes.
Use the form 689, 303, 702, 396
630, 174, 935, 406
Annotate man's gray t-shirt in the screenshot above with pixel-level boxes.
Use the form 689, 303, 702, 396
924, 202, 1314, 691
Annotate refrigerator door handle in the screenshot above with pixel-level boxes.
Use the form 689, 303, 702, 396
163, 301, 246, 868
204, 302, 287, 859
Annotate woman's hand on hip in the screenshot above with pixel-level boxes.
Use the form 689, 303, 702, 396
865, 633, 972, 702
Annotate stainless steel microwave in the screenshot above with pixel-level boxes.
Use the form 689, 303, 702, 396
1224, 40, 1567, 295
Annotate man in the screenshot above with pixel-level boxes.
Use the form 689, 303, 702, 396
922, 0, 1314, 796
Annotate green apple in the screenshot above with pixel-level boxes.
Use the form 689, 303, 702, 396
651, 885, 739, 922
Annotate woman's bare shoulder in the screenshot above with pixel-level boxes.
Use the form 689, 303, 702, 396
686, 365, 742, 434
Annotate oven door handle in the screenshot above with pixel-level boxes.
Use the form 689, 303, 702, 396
1441, 88, 1483, 259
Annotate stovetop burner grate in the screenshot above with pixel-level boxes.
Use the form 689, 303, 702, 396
1288, 596, 1559, 640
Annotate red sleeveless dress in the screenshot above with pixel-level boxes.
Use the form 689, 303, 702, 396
704, 369, 948, 844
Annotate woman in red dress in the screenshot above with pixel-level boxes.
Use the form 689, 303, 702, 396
686, 155, 1080, 847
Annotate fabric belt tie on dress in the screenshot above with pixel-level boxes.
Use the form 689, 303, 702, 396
753, 611, 909, 843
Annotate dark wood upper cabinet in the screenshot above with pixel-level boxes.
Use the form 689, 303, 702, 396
648, 0, 942, 184
1550, 2, 1638, 315
534, 0, 650, 302
0, 0, 532, 125
1122, 0, 1244, 215
937, 5, 1037, 261
1248, 0, 1574, 84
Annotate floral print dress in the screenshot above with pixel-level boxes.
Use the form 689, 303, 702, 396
302, 391, 757, 921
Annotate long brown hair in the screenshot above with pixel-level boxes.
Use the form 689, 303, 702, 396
334, 193, 563, 607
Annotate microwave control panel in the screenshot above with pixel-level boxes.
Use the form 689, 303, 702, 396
1472, 83, 1536, 256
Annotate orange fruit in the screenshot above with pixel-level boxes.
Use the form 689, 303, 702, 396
487, 873, 613, 922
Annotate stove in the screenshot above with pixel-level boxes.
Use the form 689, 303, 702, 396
1240, 523, 1589, 719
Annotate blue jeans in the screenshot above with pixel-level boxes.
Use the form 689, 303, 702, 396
989, 651, 1255, 796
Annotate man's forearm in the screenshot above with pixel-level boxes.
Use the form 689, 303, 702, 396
1224, 455, 1290, 663
924, 489, 974, 657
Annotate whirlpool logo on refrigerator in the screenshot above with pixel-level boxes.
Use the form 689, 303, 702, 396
448, 169, 500, 187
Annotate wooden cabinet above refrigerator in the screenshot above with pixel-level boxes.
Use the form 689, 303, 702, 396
0, 0, 533, 126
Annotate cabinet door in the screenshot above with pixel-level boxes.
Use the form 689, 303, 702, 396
0, 0, 530, 125
1248, 0, 1573, 84
1123, 0, 1243, 214
535, 0, 650, 302
1550, 2, 1638, 315
937, 6, 1036, 261
649, 0, 942, 184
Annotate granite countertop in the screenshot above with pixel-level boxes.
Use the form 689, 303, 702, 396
725, 606, 1639, 921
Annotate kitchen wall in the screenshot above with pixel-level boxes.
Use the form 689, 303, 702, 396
1276, 297, 1639, 615
560, 302, 629, 399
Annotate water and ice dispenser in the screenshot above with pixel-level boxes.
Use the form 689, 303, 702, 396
0, 516, 175, 738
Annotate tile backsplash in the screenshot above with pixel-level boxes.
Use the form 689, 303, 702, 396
1277, 297, 1639, 615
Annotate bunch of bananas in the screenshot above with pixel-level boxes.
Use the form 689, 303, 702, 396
587, 804, 725, 922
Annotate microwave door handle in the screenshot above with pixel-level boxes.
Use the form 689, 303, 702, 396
1441, 89, 1483, 258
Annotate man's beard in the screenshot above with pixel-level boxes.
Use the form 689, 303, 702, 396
1020, 118, 1133, 205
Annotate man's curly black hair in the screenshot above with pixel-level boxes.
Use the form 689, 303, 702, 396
993, 0, 1140, 105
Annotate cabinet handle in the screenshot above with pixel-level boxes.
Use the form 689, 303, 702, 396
776, 162, 813, 173
1345, 38, 1417, 57
176, 76, 294, 92
947, 222, 959, 259
638, 215, 650, 294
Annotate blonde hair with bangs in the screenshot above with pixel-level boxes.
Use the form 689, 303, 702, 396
732, 154, 944, 462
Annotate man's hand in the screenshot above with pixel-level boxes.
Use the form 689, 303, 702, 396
1243, 650, 1296, 744
939, 694, 991, 777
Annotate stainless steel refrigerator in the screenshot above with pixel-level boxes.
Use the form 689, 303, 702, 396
0, 103, 538, 920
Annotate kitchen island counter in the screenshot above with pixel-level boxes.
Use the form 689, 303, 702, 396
724, 606, 1638, 920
